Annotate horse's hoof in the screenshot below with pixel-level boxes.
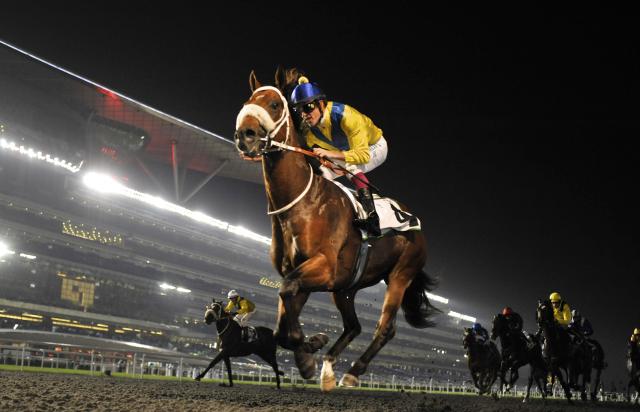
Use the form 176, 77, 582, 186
307, 333, 330, 352
339, 373, 359, 388
294, 350, 316, 379
320, 360, 336, 393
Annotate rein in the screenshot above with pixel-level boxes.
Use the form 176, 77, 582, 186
267, 164, 314, 215
236, 86, 381, 195
217, 316, 232, 337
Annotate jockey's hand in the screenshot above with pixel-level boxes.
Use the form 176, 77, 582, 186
313, 147, 340, 160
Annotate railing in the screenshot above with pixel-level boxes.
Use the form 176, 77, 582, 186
0, 342, 630, 402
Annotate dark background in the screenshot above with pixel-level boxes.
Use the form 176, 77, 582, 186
2, 3, 638, 384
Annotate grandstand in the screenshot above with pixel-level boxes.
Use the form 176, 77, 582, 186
0, 39, 481, 385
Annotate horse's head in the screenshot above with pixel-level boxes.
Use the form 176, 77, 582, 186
235, 67, 292, 158
491, 314, 504, 340
204, 301, 224, 325
536, 299, 554, 328
463, 327, 474, 349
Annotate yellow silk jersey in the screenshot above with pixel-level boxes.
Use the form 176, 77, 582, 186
224, 297, 255, 315
553, 302, 572, 327
303, 101, 382, 164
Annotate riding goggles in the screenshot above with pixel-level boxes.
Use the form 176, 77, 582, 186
295, 102, 317, 114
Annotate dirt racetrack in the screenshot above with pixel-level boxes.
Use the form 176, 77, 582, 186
0, 371, 637, 412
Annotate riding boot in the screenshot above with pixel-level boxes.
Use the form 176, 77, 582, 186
355, 187, 381, 237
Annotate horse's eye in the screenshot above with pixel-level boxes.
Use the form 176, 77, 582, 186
270, 102, 279, 110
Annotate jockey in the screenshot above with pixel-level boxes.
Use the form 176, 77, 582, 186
549, 292, 572, 328
290, 76, 387, 237
225, 290, 256, 329
472, 322, 489, 344
568, 309, 593, 337
501, 306, 523, 333
632, 328, 640, 344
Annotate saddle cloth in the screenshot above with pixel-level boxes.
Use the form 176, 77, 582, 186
332, 181, 421, 232
242, 326, 258, 343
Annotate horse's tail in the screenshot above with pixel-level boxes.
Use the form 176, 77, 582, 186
401, 270, 440, 328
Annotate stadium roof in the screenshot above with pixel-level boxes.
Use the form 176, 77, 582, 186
0, 39, 262, 184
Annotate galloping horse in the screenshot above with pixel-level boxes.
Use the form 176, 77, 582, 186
462, 327, 501, 395
491, 314, 547, 402
195, 301, 284, 388
234, 68, 437, 392
536, 299, 592, 402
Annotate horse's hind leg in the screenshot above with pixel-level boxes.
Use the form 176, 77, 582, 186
321, 290, 361, 392
339, 273, 411, 387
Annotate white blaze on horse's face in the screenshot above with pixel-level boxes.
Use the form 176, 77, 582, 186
235, 86, 290, 156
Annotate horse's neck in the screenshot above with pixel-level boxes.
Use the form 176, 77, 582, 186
216, 317, 232, 334
263, 148, 317, 213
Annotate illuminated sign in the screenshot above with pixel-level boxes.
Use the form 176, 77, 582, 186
259, 277, 281, 289
62, 220, 124, 247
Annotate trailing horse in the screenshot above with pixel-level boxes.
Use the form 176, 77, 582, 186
234, 67, 438, 392
491, 314, 548, 402
463, 327, 501, 395
536, 299, 593, 402
195, 301, 283, 388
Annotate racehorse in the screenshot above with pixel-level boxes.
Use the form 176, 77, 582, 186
584, 337, 606, 401
491, 314, 547, 402
627, 342, 640, 403
234, 67, 438, 392
462, 327, 501, 395
536, 299, 592, 402
195, 301, 284, 388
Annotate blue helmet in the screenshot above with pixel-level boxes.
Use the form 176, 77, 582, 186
473, 323, 482, 331
290, 76, 325, 105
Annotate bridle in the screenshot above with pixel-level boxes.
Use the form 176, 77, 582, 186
206, 302, 232, 337
235, 86, 292, 156
235, 85, 314, 216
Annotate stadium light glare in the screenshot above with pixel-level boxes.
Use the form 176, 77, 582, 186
19, 253, 37, 260
159, 283, 176, 290
426, 292, 449, 304
0, 137, 83, 173
82, 171, 272, 245
0, 241, 15, 257
176, 287, 191, 293
447, 311, 476, 323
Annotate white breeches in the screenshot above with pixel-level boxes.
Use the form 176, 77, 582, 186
320, 136, 388, 180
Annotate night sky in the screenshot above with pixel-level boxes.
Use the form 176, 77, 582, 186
2, 4, 639, 384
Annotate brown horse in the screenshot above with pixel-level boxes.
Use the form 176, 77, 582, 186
234, 67, 437, 392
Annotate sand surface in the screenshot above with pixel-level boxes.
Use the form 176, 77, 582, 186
0, 371, 637, 411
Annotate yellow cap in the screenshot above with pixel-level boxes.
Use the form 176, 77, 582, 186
549, 292, 561, 302
298, 76, 309, 85
634, 328, 640, 335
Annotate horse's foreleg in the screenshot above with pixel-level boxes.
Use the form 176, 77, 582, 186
195, 351, 225, 381
279, 254, 334, 379
321, 290, 361, 392
223, 356, 233, 387
340, 275, 410, 387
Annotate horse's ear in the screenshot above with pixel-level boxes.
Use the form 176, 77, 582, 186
249, 70, 262, 92
275, 65, 286, 92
